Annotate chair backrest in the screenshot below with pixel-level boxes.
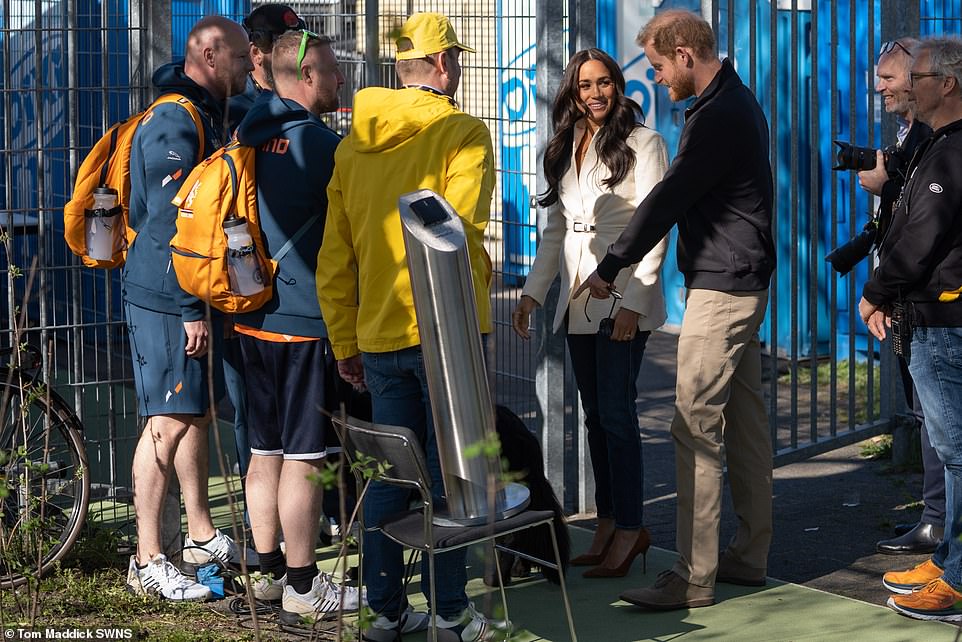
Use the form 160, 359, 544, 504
332, 414, 432, 498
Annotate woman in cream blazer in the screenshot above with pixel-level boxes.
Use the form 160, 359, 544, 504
512, 48, 669, 579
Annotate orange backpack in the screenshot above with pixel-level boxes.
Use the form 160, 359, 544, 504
170, 140, 276, 314
63, 94, 203, 269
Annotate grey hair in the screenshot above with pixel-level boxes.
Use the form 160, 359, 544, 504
917, 36, 962, 93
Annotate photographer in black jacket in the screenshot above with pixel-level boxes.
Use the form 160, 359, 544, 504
577, 9, 775, 612
855, 38, 944, 557
859, 36, 962, 622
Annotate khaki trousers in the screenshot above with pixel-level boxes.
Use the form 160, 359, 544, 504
670, 288, 773, 587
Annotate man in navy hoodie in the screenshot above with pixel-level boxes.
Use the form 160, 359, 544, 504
232, 29, 362, 624
124, 16, 252, 601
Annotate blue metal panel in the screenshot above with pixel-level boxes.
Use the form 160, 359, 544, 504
172, 0, 249, 62
497, 0, 538, 284
596, 0, 618, 55
920, 0, 962, 34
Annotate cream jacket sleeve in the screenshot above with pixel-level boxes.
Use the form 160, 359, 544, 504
520, 199, 566, 306
619, 127, 669, 323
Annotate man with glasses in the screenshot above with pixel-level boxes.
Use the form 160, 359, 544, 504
859, 36, 962, 622
230, 29, 361, 624
857, 38, 942, 557
316, 11, 497, 642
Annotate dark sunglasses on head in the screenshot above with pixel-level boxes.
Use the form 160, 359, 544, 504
879, 40, 912, 58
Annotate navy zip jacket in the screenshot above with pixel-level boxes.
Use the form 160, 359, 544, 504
863, 119, 962, 327
597, 59, 775, 292
124, 62, 228, 320
234, 93, 339, 338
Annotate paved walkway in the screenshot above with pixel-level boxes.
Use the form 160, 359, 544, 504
569, 328, 938, 612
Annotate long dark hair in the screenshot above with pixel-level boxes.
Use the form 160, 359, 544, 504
539, 48, 643, 207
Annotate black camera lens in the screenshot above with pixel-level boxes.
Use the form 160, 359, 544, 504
826, 226, 877, 274
832, 140, 878, 171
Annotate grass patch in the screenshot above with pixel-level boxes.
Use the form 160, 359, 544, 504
859, 434, 892, 460
0, 567, 257, 640
779, 358, 882, 425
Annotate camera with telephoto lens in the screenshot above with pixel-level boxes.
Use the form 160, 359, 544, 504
826, 222, 877, 275
827, 141, 905, 274
832, 141, 901, 174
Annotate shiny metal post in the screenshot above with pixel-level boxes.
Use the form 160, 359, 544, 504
399, 189, 529, 525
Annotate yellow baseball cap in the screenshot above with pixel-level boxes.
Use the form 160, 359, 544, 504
395, 12, 475, 60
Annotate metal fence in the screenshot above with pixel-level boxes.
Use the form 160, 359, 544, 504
0, 0, 953, 517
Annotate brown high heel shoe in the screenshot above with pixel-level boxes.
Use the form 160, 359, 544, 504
570, 532, 614, 566
582, 528, 650, 578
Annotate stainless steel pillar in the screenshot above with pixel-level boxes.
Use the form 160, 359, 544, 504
399, 190, 529, 525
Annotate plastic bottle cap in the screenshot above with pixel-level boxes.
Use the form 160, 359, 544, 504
223, 217, 247, 229
93, 186, 118, 196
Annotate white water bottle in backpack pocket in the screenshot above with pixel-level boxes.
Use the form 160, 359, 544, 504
84, 187, 123, 261
223, 217, 265, 296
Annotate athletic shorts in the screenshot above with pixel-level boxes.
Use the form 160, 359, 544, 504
125, 301, 217, 418
239, 335, 340, 460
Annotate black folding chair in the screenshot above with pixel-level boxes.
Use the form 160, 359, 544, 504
333, 414, 577, 642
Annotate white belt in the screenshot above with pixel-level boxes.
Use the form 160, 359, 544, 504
571, 222, 595, 233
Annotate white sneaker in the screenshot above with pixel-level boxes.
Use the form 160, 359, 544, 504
246, 571, 286, 602
182, 529, 258, 569
126, 554, 212, 601
435, 603, 507, 642
362, 606, 430, 642
280, 572, 365, 624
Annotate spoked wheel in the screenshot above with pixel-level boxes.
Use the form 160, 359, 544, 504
0, 369, 89, 587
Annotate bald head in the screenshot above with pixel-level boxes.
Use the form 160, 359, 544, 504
184, 16, 253, 101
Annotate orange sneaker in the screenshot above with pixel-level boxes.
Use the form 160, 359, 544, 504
882, 558, 943, 594
887, 578, 962, 622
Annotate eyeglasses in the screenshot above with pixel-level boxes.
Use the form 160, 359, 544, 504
879, 40, 912, 58
910, 71, 944, 86
297, 29, 322, 80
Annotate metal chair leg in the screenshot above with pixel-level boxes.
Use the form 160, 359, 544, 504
429, 548, 439, 642
548, 523, 578, 642
492, 544, 511, 627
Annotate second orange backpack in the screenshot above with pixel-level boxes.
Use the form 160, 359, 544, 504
63, 94, 204, 269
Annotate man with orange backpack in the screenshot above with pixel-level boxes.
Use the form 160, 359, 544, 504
124, 16, 253, 601
227, 29, 365, 624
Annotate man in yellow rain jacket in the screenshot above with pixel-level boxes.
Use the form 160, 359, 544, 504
315, 12, 496, 642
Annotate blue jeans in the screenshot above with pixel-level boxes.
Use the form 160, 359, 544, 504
908, 326, 962, 588
222, 333, 250, 475
221, 331, 249, 527
360, 347, 468, 620
566, 331, 649, 528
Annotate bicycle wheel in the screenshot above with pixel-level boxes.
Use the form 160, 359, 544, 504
0, 369, 90, 587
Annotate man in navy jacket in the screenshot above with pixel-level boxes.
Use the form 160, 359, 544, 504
124, 16, 252, 601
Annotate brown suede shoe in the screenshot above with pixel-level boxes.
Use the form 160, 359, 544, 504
619, 570, 715, 611
716, 553, 767, 587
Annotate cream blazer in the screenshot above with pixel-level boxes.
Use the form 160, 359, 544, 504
522, 121, 670, 335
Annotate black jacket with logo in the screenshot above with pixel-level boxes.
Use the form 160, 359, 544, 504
863, 118, 962, 326
597, 58, 775, 292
